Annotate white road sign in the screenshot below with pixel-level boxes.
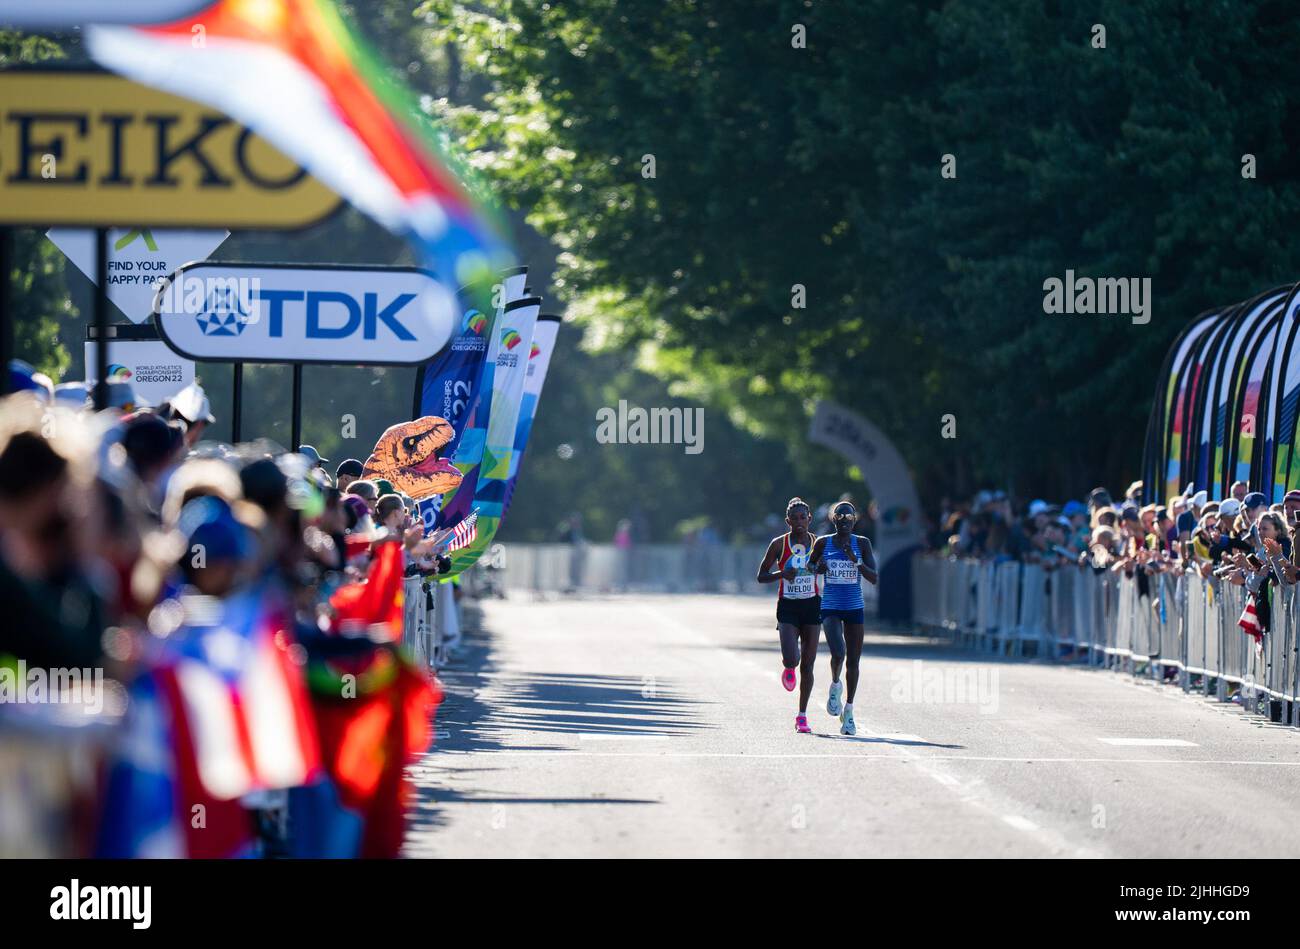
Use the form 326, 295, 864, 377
47, 227, 230, 324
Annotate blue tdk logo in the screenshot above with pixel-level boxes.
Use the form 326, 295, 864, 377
257, 290, 418, 340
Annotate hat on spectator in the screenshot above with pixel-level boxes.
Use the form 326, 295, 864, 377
178, 496, 251, 563
1062, 500, 1087, 518
1028, 499, 1049, 517
341, 494, 369, 528
1087, 487, 1113, 509
1189, 489, 1208, 509
297, 444, 328, 467
8, 360, 54, 402
1244, 492, 1268, 511
168, 382, 215, 425
1125, 480, 1144, 500
1219, 498, 1243, 517
106, 380, 148, 413
1285, 490, 1300, 504
52, 382, 91, 408
1120, 505, 1140, 521
336, 458, 364, 480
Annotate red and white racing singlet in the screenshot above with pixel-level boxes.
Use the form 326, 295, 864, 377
778, 533, 820, 600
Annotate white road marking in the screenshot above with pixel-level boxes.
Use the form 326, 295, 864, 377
1002, 815, 1040, 832
462, 751, 1300, 765
1097, 738, 1198, 747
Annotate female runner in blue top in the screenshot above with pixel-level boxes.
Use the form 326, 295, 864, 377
809, 500, 878, 735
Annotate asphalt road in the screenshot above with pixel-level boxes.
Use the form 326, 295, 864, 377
402, 594, 1300, 858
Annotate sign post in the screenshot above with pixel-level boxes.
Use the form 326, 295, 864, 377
0, 230, 10, 395
93, 229, 109, 409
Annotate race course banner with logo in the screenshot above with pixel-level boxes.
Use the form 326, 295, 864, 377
83, 327, 194, 407
436, 295, 539, 536
808, 400, 924, 622
47, 228, 229, 324
502, 314, 562, 518
152, 263, 457, 365
412, 267, 529, 531
0, 73, 340, 228
440, 298, 541, 573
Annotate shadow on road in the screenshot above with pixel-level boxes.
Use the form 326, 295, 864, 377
814, 734, 964, 749
405, 600, 707, 844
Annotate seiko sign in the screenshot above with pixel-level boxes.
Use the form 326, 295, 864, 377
153, 263, 457, 365
0, 72, 340, 228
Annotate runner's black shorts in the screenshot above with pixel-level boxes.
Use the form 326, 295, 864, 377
776, 596, 822, 627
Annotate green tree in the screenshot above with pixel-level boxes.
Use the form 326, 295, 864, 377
2, 30, 77, 380
415, 0, 1300, 503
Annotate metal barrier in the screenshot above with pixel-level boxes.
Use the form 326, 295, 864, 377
473, 541, 879, 609
913, 553, 1300, 727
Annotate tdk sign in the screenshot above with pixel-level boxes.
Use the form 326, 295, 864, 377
153, 262, 457, 365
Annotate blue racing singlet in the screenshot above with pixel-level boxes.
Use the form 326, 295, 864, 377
820, 534, 865, 611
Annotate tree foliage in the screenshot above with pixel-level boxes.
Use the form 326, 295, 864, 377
416, 0, 1300, 500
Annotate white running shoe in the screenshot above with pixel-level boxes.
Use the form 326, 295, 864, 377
826, 681, 843, 716
840, 707, 856, 736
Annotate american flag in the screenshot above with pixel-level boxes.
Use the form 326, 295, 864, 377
448, 511, 479, 551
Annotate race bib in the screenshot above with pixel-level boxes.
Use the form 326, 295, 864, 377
827, 557, 859, 583
783, 543, 816, 598
785, 572, 816, 598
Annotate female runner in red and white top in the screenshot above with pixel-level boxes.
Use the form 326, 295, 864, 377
757, 497, 822, 733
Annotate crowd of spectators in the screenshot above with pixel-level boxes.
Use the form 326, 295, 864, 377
0, 361, 451, 857
932, 477, 1300, 644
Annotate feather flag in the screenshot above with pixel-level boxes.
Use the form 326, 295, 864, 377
412, 268, 527, 532
439, 297, 540, 574
502, 314, 561, 518
87, 0, 511, 299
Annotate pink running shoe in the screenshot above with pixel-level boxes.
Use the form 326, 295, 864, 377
781, 668, 796, 692
795, 713, 812, 734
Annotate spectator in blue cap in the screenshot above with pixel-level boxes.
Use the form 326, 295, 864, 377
1243, 491, 1268, 528
177, 496, 253, 598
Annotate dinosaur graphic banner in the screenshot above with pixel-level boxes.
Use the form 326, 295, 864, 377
361, 417, 462, 500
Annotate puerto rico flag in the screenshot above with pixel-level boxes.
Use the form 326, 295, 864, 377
98, 587, 319, 858
160, 588, 320, 803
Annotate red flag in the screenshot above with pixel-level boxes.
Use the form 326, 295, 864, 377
329, 540, 406, 639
